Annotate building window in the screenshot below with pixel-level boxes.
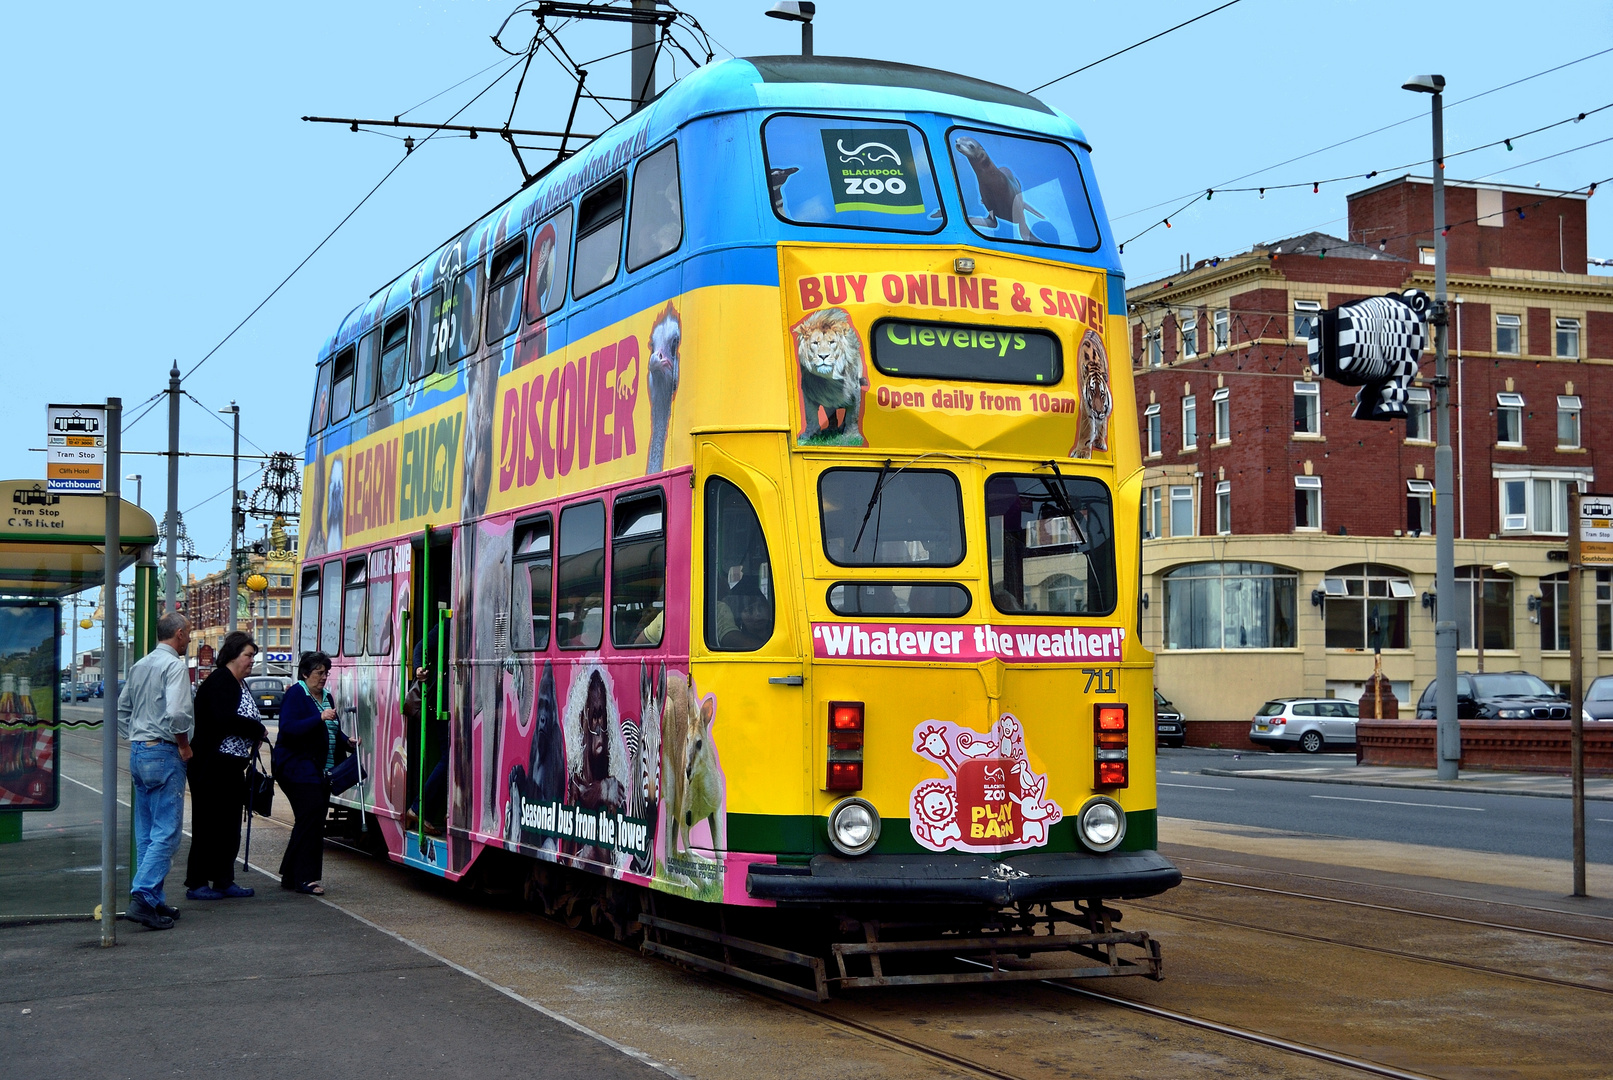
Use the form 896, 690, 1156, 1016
1322, 563, 1414, 650
1556, 317, 1580, 359
1293, 299, 1321, 340
1170, 485, 1195, 537
1215, 481, 1231, 536
1144, 403, 1161, 455
1418, 246, 1435, 266
1558, 396, 1582, 449
1406, 479, 1433, 535
1163, 562, 1297, 650
1181, 395, 1197, 449
1147, 331, 1162, 367
1212, 387, 1230, 443
1498, 472, 1580, 535
1294, 381, 1320, 435
1495, 312, 1520, 355
1540, 572, 1572, 652
1180, 310, 1198, 358
1213, 308, 1229, 350
1456, 565, 1514, 651
1405, 387, 1431, 442
1599, 570, 1611, 652
1146, 486, 1163, 539
1294, 475, 1321, 530
1496, 392, 1523, 447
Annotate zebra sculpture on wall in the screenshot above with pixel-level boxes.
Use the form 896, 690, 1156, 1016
1306, 289, 1430, 421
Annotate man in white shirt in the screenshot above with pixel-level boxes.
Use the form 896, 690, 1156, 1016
117, 613, 193, 930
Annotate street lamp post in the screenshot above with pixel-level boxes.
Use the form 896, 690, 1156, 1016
125, 474, 142, 508
1404, 73, 1460, 781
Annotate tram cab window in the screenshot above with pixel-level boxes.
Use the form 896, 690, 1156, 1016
985, 474, 1116, 616
320, 559, 343, 657
573, 175, 626, 299
760, 114, 944, 234
367, 548, 393, 656
485, 238, 524, 344
511, 515, 553, 651
528, 207, 573, 321
626, 142, 682, 271
354, 329, 380, 411
948, 128, 1101, 251
342, 557, 368, 657
309, 361, 332, 435
448, 265, 481, 366
556, 501, 605, 649
410, 288, 448, 380
329, 346, 356, 424
378, 312, 409, 398
298, 567, 321, 653
817, 468, 964, 567
705, 479, 774, 652
612, 490, 667, 646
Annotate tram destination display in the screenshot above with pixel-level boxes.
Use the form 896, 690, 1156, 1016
871, 319, 1061, 384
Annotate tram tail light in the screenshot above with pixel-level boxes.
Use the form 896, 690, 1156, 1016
1094, 704, 1129, 789
827, 701, 864, 791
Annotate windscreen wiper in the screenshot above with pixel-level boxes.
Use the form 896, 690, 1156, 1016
1038, 460, 1088, 547
852, 459, 894, 555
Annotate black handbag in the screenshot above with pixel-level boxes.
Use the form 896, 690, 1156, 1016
246, 743, 275, 817
328, 752, 365, 797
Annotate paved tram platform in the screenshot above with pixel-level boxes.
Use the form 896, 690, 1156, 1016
1195, 754, 1613, 801
0, 861, 663, 1080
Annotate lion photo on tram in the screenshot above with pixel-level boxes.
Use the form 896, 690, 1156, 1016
792, 307, 867, 446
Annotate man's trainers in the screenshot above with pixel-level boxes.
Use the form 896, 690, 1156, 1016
156, 902, 183, 920
220, 883, 255, 898
126, 895, 174, 930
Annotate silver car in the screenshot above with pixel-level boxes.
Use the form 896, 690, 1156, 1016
1249, 697, 1357, 753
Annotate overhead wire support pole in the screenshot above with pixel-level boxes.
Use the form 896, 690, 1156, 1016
1569, 487, 1586, 897
227, 402, 240, 634
100, 397, 121, 947
164, 362, 180, 615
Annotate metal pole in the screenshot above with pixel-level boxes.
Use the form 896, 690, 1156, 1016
227, 403, 239, 634
630, 0, 656, 112
1477, 569, 1485, 674
802, 18, 813, 56
70, 601, 78, 700
1569, 487, 1587, 896
163, 362, 180, 614
100, 398, 121, 947
1430, 85, 1460, 781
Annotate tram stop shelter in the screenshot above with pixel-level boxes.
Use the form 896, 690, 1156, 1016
0, 480, 158, 924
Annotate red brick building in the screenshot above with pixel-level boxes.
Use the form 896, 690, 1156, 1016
1128, 175, 1613, 737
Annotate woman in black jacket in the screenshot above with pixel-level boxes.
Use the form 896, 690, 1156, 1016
274, 651, 355, 895
184, 631, 268, 900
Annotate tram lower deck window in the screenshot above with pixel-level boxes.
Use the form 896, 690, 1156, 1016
818, 467, 964, 567
985, 474, 1116, 616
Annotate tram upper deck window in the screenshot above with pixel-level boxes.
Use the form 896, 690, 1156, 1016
329, 346, 356, 424
556, 501, 605, 649
573, 175, 626, 300
447, 265, 481, 366
706, 478, 775, 652
761, 114, 944, 234
527, 207, 573, 321
512, 515, 552, 651
627, 142, 682, 272
410, 288, 447, 381
985, 474, 1115, 616
612, 489, 667, 647
309, 361, 332, 435
378, 312, 409, 397
871, 319, 1061, 385
354, 329, 379, 411
485, 238, 525, 344
818, 467, 964, 567
948, 128, 1101, 251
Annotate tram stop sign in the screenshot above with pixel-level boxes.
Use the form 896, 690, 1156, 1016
45, 404, 108, 494
1579, 494, 1613, 566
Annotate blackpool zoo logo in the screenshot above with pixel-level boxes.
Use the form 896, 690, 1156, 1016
909, 714, 1062, 854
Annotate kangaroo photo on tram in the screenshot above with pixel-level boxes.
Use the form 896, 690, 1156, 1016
296, 52, 1179, 991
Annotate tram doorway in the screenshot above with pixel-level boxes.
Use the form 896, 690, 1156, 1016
405, 527, 454, 839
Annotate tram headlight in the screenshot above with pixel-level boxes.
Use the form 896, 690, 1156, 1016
1076, 796, 1127, 853
827, 797, 881, 856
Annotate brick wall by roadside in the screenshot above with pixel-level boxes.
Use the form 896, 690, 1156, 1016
1357, 720, 1613, 775
1182, 720, 1265, 751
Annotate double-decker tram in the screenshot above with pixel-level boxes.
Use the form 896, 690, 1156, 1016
299, 54, 1180, 997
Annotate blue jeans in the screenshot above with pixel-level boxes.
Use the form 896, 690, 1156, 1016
130, 742, 187, 906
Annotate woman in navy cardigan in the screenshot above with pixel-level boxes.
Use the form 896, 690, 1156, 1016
274, 651, 356, 894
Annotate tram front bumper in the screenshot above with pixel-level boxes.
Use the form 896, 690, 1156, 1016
747, 849, 1182, 906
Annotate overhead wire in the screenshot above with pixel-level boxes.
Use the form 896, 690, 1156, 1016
1028, 0, 1243, 94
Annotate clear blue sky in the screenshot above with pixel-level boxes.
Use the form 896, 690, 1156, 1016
4, 0, 1608, 653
